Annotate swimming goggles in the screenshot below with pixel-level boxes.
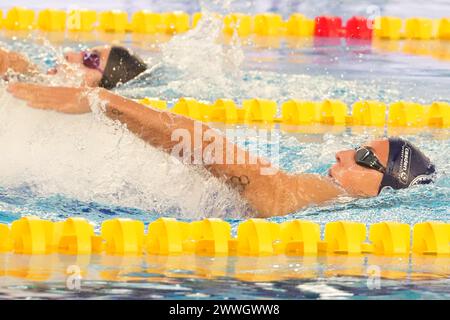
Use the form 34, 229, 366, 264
82, 51, 103, 73
354, 146, 386, 174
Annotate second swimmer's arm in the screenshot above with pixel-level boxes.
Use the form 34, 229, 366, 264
98, 90, 344, 217
0, 48, 38, 76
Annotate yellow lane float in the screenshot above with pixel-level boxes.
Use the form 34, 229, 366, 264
38, 9, 67, 32
1, 217, 448, 257
67, 10, 97, 32
4, 7, 35, 31
135, 97, 450, 128
1, 8, 449, 41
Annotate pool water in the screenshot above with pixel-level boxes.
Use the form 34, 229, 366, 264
0, 0, 449, 299
1, 253, 449, 299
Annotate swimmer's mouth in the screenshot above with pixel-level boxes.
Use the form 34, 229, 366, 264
328, 169, 340, 185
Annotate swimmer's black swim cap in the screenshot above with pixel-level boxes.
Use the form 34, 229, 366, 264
99, 46, 147, 89
379, 138, 435, 193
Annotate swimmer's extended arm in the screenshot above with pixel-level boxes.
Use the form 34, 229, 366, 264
7, 84, 91, 114
0, 48, 38, 76
96, 90, 344, 217
7, 83, 344, 217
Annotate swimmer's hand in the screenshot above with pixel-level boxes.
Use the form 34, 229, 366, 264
0, 48, 37, 76
7, 83, 93, 114
0, 48, 9, 75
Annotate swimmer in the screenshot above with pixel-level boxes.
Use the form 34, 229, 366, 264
0, 45, 147, 88
6, 84, 436, 217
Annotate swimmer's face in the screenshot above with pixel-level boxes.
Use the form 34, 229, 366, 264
329, 139, 389, 197
50, 45, 111, 87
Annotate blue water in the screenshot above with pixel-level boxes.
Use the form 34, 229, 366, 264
0, 0, 449, 300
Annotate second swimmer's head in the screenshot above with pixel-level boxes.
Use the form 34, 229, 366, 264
329, 137, 435, 197
61, 45, 147, 89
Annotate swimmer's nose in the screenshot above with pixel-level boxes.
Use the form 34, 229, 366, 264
335, 151, 342, 163
64, 51, 82, 63
335, 149, 355, 164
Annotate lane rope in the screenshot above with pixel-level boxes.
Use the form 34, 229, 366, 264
134, 97, 450, 128
1, 216, 449, 256
1, 7, 449, 41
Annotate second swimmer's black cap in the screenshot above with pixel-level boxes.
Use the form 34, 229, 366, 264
379, 138, 436, 193
99, 46, 147, 89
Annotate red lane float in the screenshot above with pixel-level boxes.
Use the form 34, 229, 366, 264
346, 16, 373, 40
314, 16, 343, 37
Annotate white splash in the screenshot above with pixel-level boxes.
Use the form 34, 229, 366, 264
1, 36, 85, 88
0, 86, 248, 218
157, 3, 245, 100
297, 283, 354, 299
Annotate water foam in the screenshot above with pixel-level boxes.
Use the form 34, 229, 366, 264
0, 1, 254, 219
116, 1, 245, 101
1, 36, 85, 87
0, 86, 247, 219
